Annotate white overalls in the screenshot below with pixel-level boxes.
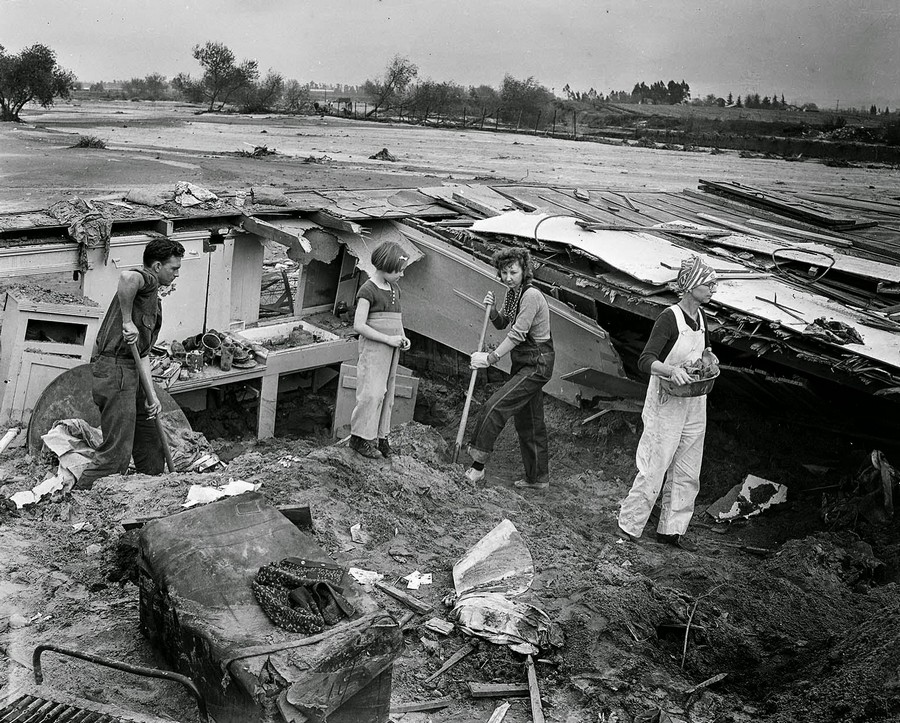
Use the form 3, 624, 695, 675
618, 305, 708, 538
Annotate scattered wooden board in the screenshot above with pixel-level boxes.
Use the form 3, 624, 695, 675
467, 682, 529, 698
374, 581, 432, 615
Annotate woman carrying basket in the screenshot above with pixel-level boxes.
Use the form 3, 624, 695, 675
617, 256, 719, 551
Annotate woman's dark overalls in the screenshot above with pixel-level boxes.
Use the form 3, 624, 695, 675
467, 286, 555, 485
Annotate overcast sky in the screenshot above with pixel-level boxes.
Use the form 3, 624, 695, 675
4, 0, 898, 108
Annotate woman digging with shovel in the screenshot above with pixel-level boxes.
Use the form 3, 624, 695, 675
464, 248, 554, 490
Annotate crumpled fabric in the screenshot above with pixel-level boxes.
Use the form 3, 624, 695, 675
48, 198, 112, 272
450, 591, 561, 655
174, 181, 218, 207
160, 415, 220, 471
42, 415, 220, 477
671, 255, 716, 294
805, 317, 864, 346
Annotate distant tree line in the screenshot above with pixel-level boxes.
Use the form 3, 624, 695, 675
559, 80, 690, 106
358, 54, 557, 127
2, 38, 897, 131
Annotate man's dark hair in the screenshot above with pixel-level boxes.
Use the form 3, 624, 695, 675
492, 247, 534, 284
143, 238, 186, 267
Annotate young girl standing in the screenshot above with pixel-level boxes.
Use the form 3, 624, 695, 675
349, 241, 411, 459
466, 247, 554, 489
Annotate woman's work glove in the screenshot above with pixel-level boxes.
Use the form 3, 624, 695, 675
470, 351, 491, 369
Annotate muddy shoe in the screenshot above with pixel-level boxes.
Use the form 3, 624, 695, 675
464, 467, 485, 483
616, 526, 639, 542
349, 435, 382, 459
655, 533, 697, 551
513, 479, 549, 490
378, 438, 393, 458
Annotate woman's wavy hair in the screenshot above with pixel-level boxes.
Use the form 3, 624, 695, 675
491, 247, 534, 284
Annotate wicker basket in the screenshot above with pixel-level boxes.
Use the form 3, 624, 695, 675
661, 368, 719, 398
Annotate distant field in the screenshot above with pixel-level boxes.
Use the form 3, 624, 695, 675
603, 102, 882, 127
3, 100, 899, 214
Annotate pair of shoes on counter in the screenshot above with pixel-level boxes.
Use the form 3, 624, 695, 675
655, 532, 698, 551
349, 435, 382, 459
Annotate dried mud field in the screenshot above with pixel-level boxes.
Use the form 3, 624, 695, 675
2, 100, 899, 213
2, 102, 900, 722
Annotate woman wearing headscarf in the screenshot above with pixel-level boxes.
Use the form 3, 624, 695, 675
617, 255, 718, 551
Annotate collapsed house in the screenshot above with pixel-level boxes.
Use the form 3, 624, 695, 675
3, 178, 900, 722
1, 179, 899, 441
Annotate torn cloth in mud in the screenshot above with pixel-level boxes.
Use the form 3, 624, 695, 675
451, 592, 560, 655
48, 198, 112, 272
252, 558, 355, 634
42, 416, 220, 477
450, 519, 561, 654
805, 317, 864, 345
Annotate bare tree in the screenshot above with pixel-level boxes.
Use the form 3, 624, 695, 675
362, 54, 418, 114
175, 41, 259, 111
280, 79, 311, 114
237, 70, 284, 112
0, 43, 75, 121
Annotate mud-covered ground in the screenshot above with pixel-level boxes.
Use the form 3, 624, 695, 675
2, 371, 899, 723
2, 100, 898, 214
3, 100, 900, 722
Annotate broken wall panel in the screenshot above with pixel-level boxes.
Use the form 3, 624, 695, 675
401, 229, 626, 407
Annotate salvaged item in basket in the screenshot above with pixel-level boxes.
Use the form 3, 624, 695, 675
139, 492, 403, 723
660, 355, 720, 400
660, 367, 720, 398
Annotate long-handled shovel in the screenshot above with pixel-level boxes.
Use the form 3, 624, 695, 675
452, 300, 493, 464
128, 342, 176, 473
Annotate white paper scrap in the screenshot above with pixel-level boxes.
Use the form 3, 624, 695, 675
182, 478, 258, 507
403, 570, 433, 590
348, 567, 384, 588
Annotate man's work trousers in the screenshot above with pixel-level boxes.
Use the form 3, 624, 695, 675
78, 356, 165, 487
467, 339, 555, 485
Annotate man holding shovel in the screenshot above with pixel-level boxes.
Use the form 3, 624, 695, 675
75, 239, 184, 489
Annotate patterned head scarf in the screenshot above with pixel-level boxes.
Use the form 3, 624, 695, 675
672, 255, 717, 294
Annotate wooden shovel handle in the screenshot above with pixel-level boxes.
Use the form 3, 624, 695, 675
128, 342, 176, 473
452, 301, 493, 463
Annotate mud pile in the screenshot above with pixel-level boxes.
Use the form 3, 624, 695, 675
3, 412, 900, 722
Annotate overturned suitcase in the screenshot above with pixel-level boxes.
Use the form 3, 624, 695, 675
138, 492, 403, 723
